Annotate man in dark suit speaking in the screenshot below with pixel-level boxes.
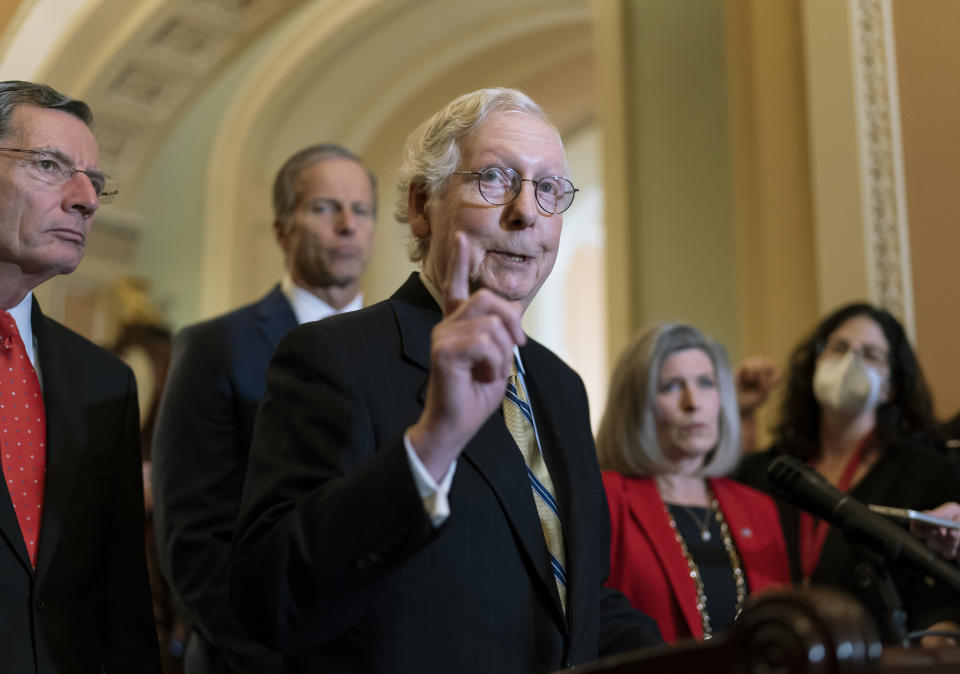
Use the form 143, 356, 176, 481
0, 81, 160, 672
152, 144, 377, 672
231, 88, 662, 672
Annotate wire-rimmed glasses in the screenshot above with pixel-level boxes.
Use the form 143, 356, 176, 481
819, 337, 890, 369
0, 147, 119, 203
453, 166, 578, 214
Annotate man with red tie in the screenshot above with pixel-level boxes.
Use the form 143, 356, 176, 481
0, 80, 160, 673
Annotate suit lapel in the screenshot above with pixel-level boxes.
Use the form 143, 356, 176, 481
389, 274, 566, 628
391, 274, 437, 378
255, 285, 298, 350
31, 301, 84, 581
626, 478, 705, 639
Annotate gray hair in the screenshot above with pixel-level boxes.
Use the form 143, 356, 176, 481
273, 143, 378, 231
394, 87, 556, 263
0, 81, 92, 141
596, 323, 741, 478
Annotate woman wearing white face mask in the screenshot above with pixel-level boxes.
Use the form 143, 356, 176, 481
737, 303, 960, 646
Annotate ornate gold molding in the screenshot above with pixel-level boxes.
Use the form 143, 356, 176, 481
850, 0, 915, 335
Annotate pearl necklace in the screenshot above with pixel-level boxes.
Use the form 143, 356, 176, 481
664, 494, 748, 639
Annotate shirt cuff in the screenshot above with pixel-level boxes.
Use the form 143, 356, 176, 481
403, 432, 456, 527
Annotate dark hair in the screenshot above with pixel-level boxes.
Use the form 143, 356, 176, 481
272, 143, 377, 228
0, 81, 92, 141
774, 302, 938, 461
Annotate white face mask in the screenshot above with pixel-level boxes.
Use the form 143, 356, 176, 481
812, 350, 884, 414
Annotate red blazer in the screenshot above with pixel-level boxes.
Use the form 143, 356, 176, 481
603, 472, 790, 642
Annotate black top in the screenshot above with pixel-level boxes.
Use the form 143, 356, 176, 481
737, 440, 960, 632
943, 411, 960, 441
668, 505, 741, 632
943, 411, 960, 471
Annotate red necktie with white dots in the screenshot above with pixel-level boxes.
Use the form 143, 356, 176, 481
0, 310, 46, 568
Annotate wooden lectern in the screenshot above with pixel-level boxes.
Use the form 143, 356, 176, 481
563, 588, 960, 674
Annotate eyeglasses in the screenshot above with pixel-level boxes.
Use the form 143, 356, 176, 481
0, 147, 118, 203
820, 338, 890, 368
453, 166, 578, 214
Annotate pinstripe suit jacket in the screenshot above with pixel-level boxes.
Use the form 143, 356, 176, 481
231, 273, 661, 673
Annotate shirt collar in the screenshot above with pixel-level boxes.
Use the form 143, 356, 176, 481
514, 346, 526, 376
281, 274, 362, 325
417, 271, 525, 374
418, 270, 444, 312
7, 292, 36, 367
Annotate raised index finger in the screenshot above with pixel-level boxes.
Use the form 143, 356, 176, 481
444, 231, 470, 314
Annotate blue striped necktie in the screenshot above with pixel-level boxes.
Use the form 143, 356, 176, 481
503, 359, 567, 613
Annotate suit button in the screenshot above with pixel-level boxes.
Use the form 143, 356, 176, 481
34, 596, 46, 611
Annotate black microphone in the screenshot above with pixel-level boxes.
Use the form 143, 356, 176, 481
767, 455, 960, 593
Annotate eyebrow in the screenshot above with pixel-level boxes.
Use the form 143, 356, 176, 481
477, 151, 569, 178
36, 146, 106, 178
310, 197, 373, 204
35, 146, 73, 165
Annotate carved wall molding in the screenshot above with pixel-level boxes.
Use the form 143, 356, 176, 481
69, 0, 305, 185
850, 0, 915, 336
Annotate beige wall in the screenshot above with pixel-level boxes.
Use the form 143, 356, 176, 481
725, 3, 817, 352
0, 0, 25, 37
605, 0, 741, 354
892, 0, 960, 419
596, 0, 819, 444
724, 0, 818, 443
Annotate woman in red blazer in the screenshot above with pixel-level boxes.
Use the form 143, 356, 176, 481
596, 323, 790, 643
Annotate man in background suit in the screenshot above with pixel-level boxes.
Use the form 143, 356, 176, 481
231, 88, 662, 673
152, 144, 377, 672
0, 80, 160, 673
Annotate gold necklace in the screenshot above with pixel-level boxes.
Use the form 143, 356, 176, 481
680, 504, 714, 541
664, 493, 748, 639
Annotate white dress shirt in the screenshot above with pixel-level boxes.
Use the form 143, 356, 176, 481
281, 274, 363, 325
6, 293, 40, 385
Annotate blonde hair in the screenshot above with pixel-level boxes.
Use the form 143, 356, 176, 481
596, 323, 740, 477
